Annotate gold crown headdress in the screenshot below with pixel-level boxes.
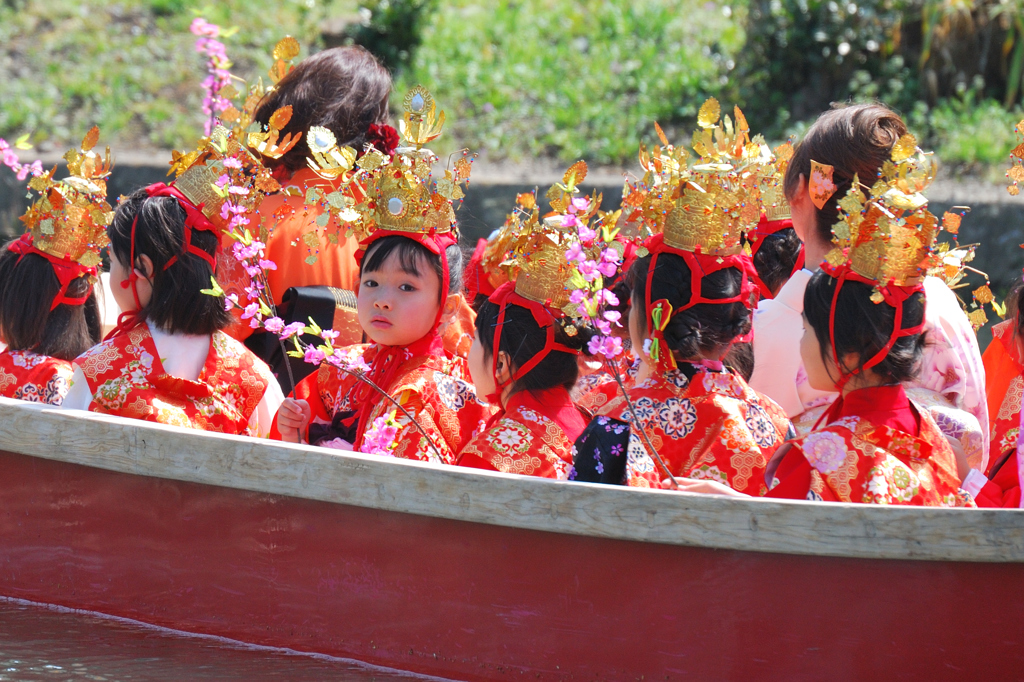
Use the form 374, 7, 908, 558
823, 134, 941, 298
18, 127, 112, 269
1008, 118, 1024, 196
626, 100, 778, 257
302, 86, 472, 256
494, 162, 605, 315
8, 127, 112, 308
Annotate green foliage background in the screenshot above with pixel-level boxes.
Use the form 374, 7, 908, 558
0, 0, 1020, 168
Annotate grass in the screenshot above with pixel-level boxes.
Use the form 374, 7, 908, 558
393, 0, 745, 164
0, 0, 350, 152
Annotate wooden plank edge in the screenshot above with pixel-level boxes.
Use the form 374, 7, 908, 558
0, 398, 1021, 563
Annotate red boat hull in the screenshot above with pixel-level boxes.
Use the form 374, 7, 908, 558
0, 448, 1021, 681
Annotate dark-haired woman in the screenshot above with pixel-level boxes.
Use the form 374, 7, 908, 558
273, 235, 492, 463
218, 46, 395, 344
578, 251, 792, 493
0, 244, 102, 405
62, 187, 283, 436
749, 103, 989, 470
766, 273, 972, 506
456, 283, 592, 479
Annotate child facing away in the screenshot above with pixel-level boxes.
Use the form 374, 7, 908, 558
571, 105, 793, 492
274, 234, 492, 463
749, 103, 989, 470
765, 144, 973, 507
456, 192, 597, 478
0, 132, 107, 405
61, 185, 283, 436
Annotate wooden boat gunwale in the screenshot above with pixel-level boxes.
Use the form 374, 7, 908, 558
0, 397, 1021, 564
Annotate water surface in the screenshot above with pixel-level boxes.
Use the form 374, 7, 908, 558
0, 598, 433, 681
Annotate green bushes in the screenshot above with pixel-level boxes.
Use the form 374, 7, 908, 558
397, 0, 744, 164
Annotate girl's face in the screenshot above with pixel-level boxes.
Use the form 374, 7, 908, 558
357, 249, 442, 347
467, 327, 496, 402
108, 250, 152, 314
800, 314, 837, 391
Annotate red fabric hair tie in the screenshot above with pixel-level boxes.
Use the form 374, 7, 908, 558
112, 182, 221, 339
747, 215, 805, 300
144, 183, 219, 271
820, 261, 927, 392
7, 234, 97, 311
484, 281, 580, 405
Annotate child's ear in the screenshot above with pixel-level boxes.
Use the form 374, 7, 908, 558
441, 292, 462, 325
136, 254, 155, 281
838, 351, 861, 376
495, 350, 513, 385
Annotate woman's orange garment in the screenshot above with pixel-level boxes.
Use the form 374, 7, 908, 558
983, 320, 1022, 431
219, 168, 362, 341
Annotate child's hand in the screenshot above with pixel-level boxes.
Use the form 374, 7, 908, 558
944, 434, 971, 483
276, 398, 311, 443
664, 477, 750, 497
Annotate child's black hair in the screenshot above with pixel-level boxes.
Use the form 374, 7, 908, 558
724, 341, 754, 382
751, 228, 802, 297
474, 300, 595, 395
803, 270, 925, 384
360, 235, 464, 299
0, 246, 101, 360
629, 253, 752, 361
108, 188, 231, 335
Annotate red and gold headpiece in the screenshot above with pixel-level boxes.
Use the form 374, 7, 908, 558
9, 127, 112, 309
483, 163, 595, 401
819, 134, 943, 386
626, 100, 781, 370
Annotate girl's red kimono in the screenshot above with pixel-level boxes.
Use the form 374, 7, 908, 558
596, 363, 792, 493
457, 387, 587, 479
963, 320, 1023, 507
767, 384, 974, 506
73, 324, 277, 436
574, 351, 639, 412
288, 343, 493, 465
0, 350, 74, 405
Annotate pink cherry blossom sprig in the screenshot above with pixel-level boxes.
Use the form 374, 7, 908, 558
190, 17, 236, 136
564, 197, 624, 361
563, 198, 678, 489
0, 135, 43, 181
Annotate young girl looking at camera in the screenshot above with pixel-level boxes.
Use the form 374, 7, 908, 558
62, 184, 283, 436
273, 100, 492, 462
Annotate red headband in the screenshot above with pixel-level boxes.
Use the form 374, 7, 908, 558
485, 281, 580, 404
748, 215, 805, 299
7, 234, 97, 310
819, 261, 927, 391
113, 182, 221, 337
641, 233, 758, 372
